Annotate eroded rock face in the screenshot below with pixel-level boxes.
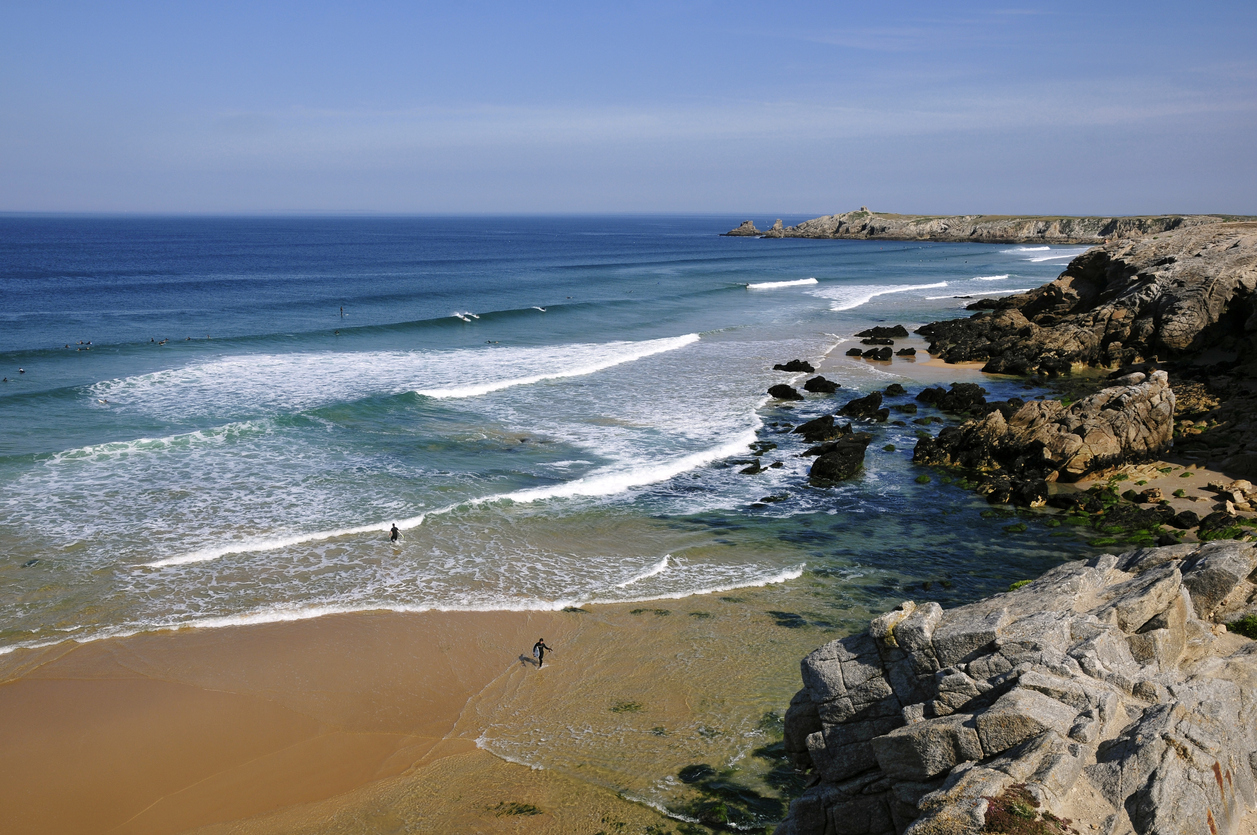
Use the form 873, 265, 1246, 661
915, 223, 1257, 375
776, 542, 1257, 835
913, 371, 1175, 482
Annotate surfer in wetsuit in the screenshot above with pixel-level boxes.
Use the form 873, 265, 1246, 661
390, 523, 400, 542
532, 638, 553, 668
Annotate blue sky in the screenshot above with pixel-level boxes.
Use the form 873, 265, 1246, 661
1, 1, 1254, 214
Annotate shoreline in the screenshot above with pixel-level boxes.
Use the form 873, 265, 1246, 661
0, 578, 858, 834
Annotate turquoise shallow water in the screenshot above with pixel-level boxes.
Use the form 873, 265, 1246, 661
0, 215, 1099, 652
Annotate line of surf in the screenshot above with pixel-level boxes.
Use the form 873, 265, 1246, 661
145, 428, 759, 568
1, 564, 806, 656
972, 274, 1010, 281
414, 333, 700, 399
615, 554, 671, 588
746, 278, 818, 290
815, 282, 948, 312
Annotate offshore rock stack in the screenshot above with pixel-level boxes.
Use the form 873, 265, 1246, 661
777, 540, 1257, 835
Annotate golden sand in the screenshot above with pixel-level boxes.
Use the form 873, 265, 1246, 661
0, 581, 855, 835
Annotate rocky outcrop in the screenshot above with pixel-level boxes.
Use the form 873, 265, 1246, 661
840, 391, 890, 422
914, 372, 1175, 483
916, 223, 1257, 376
776, 360, 817, 373
724, 210, 1246, 244
777, 541, 1257, 835
809, 434, 873, 483
804, 376, 841, 394
770, 384, 805, 401
726, 220, 761, 236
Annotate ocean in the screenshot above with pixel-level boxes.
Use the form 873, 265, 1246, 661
0, 215, 1097, 655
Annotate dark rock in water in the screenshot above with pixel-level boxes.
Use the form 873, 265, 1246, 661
856, 325, 909, 339
892, 403, 918, 414
773, 359, 815, 372
845, 348, 863, 357
803, 424, 856, 456
915, 382, 988, 413
974, 473, 1049, 507
839, 391, 889, 422
861, 337, 894, 346
792, 414, 843, 443
862, 347, 893, 361
768, 461, 784, 468
678, 764, 718, 783
916, 386, 945, 404
749, 440, 777, 455
22, 558, 39, 568
803, 376, 840, 393
768, 384, 804, 400
884, 383, 906, 396
739, 461, 764, 475
896, 347, 917, 356
1168, 509, 1201, 529
808, 434, 873, 483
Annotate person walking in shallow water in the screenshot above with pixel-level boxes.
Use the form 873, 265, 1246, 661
389, 523, 400, 542
532, 638, 553, 668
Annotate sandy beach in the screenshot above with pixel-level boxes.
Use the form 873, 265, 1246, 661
0, 578, 863, 834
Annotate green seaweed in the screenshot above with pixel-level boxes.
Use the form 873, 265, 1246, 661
1229, 615, 1257, 640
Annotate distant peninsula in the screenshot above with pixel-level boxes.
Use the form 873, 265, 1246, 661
725, 209, 1254, 245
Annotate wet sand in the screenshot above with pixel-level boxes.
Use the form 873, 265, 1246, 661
0, 580, 856, 835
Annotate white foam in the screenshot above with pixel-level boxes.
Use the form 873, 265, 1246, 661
972, 274, 1010, 281
0, 563, 807, 655
1002, 246, 1050, 252
608, 564, 805, 603
90, 334, 702, 419
1028, 254, 1078, 262
812, 282, 948, 312
145, 510, 431, 567
746, 278, 818, 290
416, 333, 700, 399
49, 420, 272, 463
145, 428, 758, 568
615, 554, 671, 588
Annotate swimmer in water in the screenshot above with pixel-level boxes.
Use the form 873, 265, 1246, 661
390, 523, 400, 542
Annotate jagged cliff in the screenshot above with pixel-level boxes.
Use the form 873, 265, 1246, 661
777, 541, 1257, 835
724, 210, 1249, 244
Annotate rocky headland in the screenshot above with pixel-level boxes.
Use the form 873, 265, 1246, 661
724, 211, 1250, 245
766, 219, 1257, 833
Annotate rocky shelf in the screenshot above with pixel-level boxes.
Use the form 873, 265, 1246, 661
724, 210, 1253, 245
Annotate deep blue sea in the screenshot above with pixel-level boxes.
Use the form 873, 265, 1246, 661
0, 215, 1099, 653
